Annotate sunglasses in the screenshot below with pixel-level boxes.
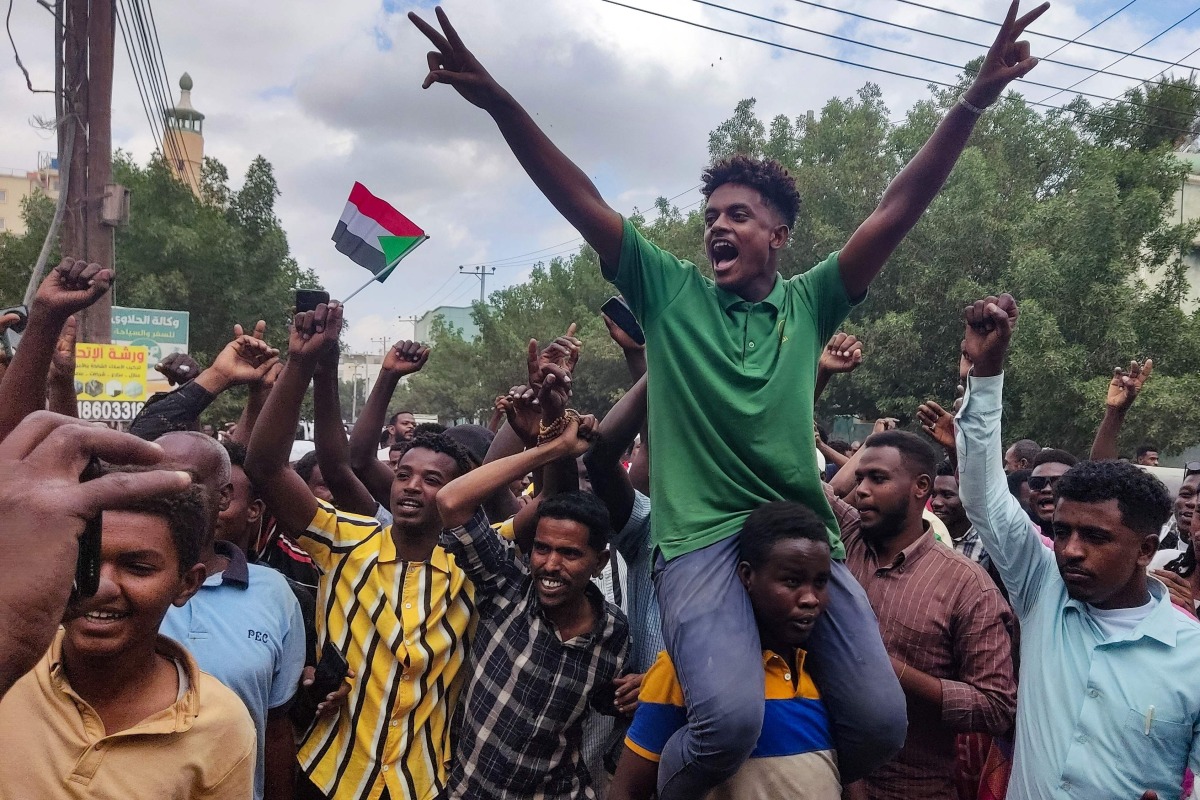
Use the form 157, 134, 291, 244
1028, 474, 1062, 493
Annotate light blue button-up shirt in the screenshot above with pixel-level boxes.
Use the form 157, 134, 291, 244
956, 373, 1200, 800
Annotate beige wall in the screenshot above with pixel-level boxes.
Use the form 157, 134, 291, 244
164, 128, 204, 196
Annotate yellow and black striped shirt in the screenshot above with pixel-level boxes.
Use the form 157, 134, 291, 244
297, 501, 475, 800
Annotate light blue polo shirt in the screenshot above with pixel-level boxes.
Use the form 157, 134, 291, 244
162, 541, 306, 800
957, 373, 1200, 800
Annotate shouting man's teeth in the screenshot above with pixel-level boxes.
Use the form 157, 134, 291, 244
539, 577, 565, 590
397, 500, 421, 510
85, 610, 129, 622
712, 240, 738, 267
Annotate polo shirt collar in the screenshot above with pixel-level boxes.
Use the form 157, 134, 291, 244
212, 539, 249, 588
1065, 577, 1179, 647
380, 528, 455, 574
716, 273, 785, 312
46, 629, 202, 734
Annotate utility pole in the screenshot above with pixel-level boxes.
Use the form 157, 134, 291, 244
458, 266, 495, 304
62, 0, 116, 344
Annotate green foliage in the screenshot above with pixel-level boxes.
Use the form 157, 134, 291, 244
0, 151, 318, 428
403, 73, 1200, 456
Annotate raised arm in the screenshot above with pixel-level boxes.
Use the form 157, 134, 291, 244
312, 324, 378, 517
955, 294, 1054, 616
246, 304, 343, 534
586, 376, 647, 533
131, 330, 279, 440
45, 316, 78, 418
0, 258, 112, 441
837, 0, 1048, 298
437, 411, 595, 529
410, 8, 624, 272
348, 339, 429, 506
814, 332, 862, 402
1090, 359, 1152, 461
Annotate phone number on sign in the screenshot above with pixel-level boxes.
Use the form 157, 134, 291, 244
79, 400, 145, 422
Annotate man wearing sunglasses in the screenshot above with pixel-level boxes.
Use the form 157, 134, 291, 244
956, 293, 1200, 800
1026, 449, 1078, 536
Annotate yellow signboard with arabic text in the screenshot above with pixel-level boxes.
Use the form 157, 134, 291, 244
74, 344, 149, 422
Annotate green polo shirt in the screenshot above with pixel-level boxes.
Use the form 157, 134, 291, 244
611, 217, 854, 560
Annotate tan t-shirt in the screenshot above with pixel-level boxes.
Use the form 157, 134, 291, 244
0, 628, 255, 799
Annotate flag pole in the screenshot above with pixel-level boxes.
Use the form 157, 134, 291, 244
341, 236, 428, 303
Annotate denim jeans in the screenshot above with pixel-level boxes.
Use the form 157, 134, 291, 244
653, 536, 906, 798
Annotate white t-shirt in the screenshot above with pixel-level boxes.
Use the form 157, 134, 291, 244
1087, 596, 1155, 640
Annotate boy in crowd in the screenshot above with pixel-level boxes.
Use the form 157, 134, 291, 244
409, 4, 1046, 794
0, 485, 256, 798
609, 502, 840, 800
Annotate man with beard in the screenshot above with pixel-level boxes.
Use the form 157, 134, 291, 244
845, 431, 1015, 800
956, 293, 1200, 799
1027, 449, 1078, 536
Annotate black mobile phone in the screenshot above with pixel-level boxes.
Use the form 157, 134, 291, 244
295, 289, 331, 314
73, 457, 104, 600
311, 640, 350, 698
0, 305, 28, 358
600, 296, 645, 346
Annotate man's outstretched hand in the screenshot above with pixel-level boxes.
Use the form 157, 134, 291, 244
962, 294, 1019, 379
964, 0, 1050, 110
410, 6, 505, 110
1106, 359, 1153, 413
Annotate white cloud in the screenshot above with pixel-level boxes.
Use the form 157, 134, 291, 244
3, 0, 1197, 351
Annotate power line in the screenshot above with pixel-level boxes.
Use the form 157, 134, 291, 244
784, 0, 1193, 92
139, 0, 203, 193
890, 0, 1200, 70
1038, 0, 1138, 62
1036, 5, 1200, 105
599, 0, 1200, 138
693, 0, 1193, 119
115, 0, 169, 164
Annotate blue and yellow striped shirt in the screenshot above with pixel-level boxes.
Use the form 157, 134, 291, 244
626, 649, 840, 799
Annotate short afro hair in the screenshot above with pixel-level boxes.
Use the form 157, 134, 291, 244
535, 491, 613, 553
1136, 443, 1159, 458
98, 469, 207, 574
398, 432, 475, 479
1055, 460, 1172, 537
413, 422, 447, 436
701, 155, 802, 228
1008, 439, 1040, 465
1032, 448, 1078, 470
936, 459, 957, 478
293, 451, 319, 485
863, 430, 938, 483
738, 501, 830, 570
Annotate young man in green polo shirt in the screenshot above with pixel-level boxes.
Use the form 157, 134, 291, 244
410, 3, 1047, 796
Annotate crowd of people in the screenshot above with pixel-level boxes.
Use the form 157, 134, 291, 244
3, 1, 1200, 799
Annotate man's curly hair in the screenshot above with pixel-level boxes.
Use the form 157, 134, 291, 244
701, 155, 802, 228
396, 432, 475, 479
1055, 460, 1171, 537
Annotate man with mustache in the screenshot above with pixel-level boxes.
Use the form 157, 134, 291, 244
845, 431, 1016, 800
957, 293, 1200, 800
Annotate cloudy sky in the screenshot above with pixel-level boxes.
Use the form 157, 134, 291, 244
4, 0, 1198, 351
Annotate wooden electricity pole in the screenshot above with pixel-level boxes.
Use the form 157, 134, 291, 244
61, 0, 115, 344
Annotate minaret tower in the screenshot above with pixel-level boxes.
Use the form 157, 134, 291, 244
164, 72, 205, 196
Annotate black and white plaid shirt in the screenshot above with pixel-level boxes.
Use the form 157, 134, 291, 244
441, 509, 628, 799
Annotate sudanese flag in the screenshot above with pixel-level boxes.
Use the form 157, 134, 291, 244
332, 182, 427, 282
